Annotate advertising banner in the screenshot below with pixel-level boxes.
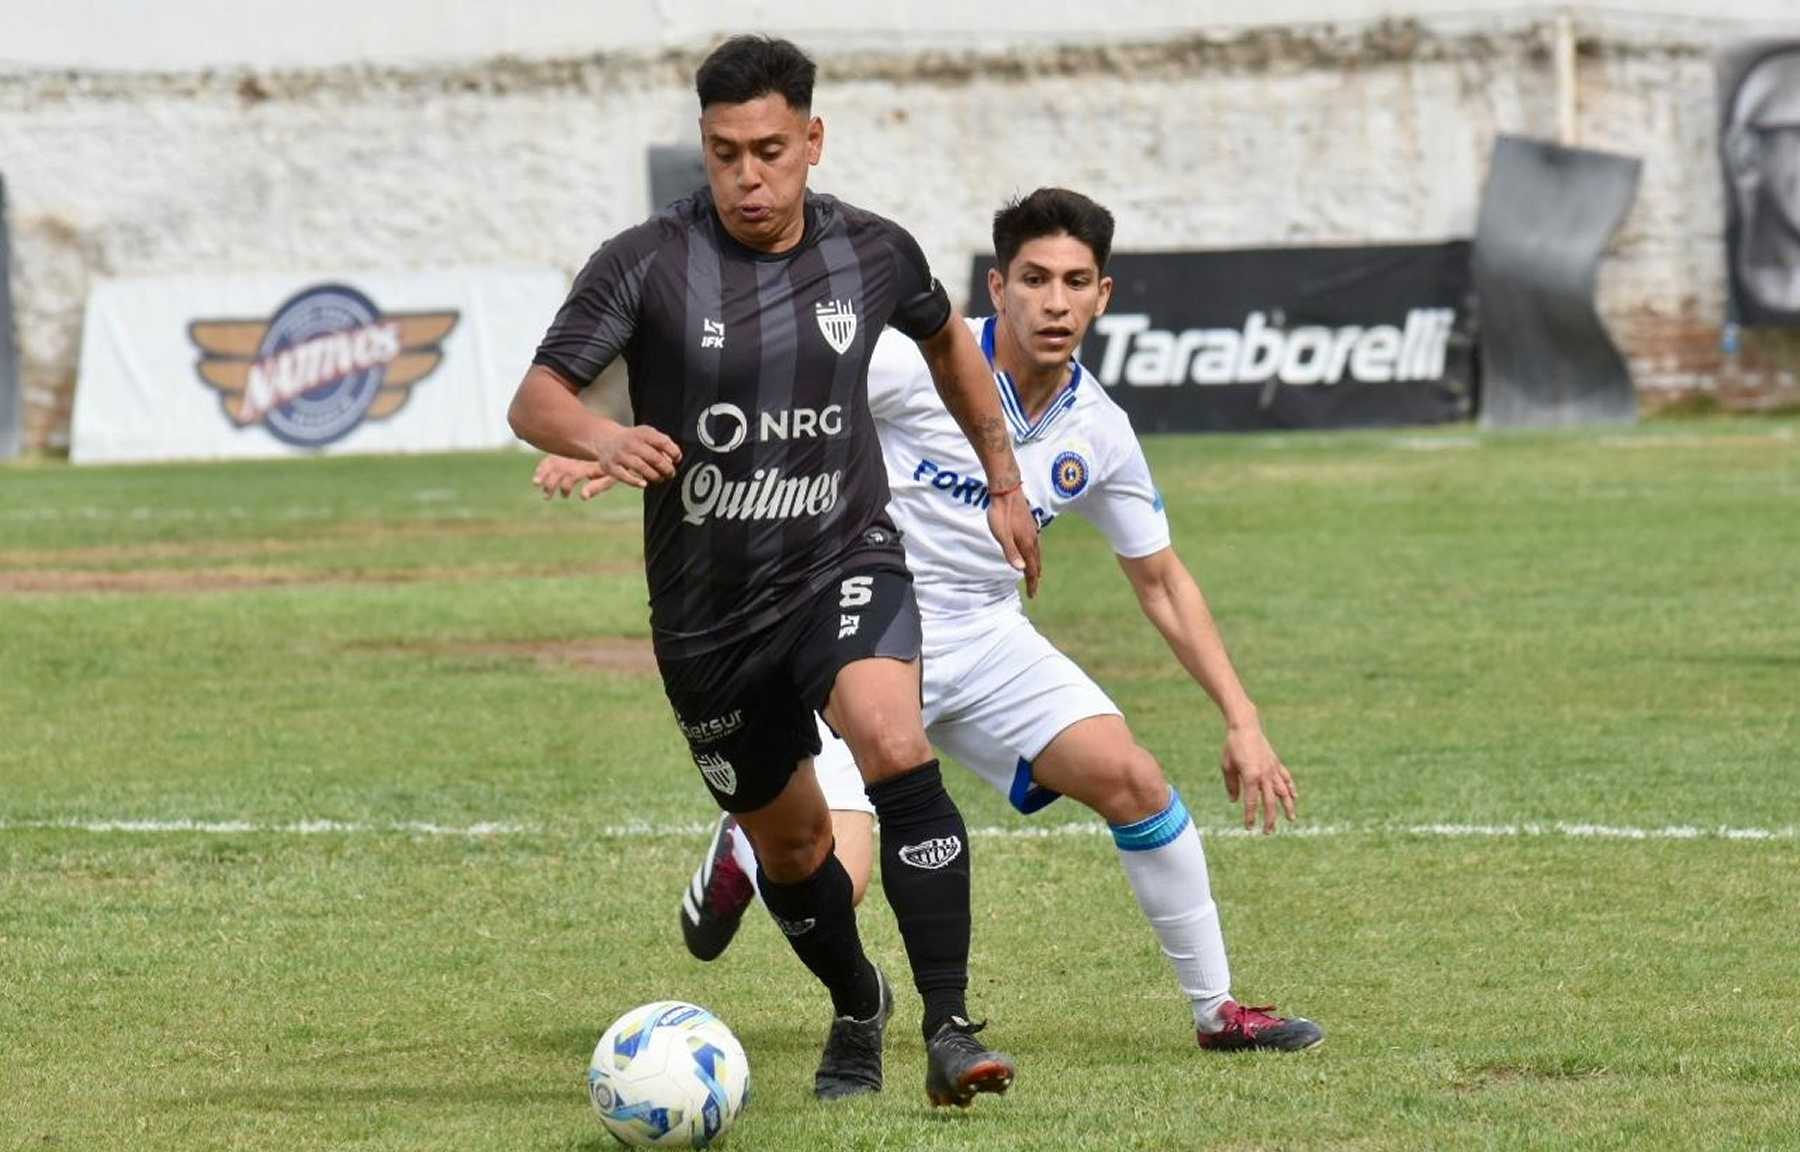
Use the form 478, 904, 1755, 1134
970, 243, 1475, 433
71, 267, 568, 463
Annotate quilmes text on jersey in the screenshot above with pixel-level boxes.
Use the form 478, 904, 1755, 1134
1092, 308, 1455, 388
681, 464, 842, 526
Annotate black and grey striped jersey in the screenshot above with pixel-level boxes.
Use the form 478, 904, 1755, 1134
534, 188, 952, 657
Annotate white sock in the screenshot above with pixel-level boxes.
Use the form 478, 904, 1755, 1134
727, 817, 761, 901
1109, 790, 1234, 1031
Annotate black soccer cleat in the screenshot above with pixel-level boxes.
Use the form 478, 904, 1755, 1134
679, 814, 755, 962
814, 965, 894, 1100
924, 1016, 1015, 1107
1195, 1000, 1325, 1052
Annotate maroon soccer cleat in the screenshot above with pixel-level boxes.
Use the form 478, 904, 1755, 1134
679, 814, 756, 961
1195, 1000, 1324, 1052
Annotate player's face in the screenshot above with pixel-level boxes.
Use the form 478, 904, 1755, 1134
989, 233, 1113, 375
699, 94, 823, 253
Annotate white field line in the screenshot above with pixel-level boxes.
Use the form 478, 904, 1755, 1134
0, 818, 1795, 843
1391, 436, 1481, 451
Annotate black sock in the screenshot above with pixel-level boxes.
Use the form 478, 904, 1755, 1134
757, 846, 881, 1020
866, 760, 971, 1041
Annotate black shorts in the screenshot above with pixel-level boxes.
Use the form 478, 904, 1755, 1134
657, 558, 922, 813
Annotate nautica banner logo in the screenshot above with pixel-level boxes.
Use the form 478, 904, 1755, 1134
189, 283, 459, 448
815, 299, 857, 355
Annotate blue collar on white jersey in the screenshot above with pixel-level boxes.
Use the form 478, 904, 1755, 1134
981, 316, 1083, 445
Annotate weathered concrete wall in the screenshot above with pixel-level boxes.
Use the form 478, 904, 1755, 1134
1, 16, 1792, 451
12, 0, 1798, 71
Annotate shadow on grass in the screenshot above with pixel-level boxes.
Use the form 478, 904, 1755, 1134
150, 1081, 572, 1113
723, 1021, 842, 1059
1677, 652, 1800, 670
508, 1021, 825, 1061
510, 1025, 603, 1061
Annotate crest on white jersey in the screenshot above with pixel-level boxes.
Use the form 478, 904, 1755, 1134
815, 299, 858, 355
1051, 449, 1091, 498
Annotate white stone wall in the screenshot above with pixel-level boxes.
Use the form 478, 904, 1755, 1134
9, 0, 1798, 69
1, 15, 1790, 449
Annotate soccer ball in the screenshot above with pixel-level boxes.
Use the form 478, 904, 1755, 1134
587, 1001, 750, 1148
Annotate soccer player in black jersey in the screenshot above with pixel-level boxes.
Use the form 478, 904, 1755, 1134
507, 36, 1036, 1107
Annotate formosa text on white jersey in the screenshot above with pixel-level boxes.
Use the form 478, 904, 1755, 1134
868, 315, 1170, 623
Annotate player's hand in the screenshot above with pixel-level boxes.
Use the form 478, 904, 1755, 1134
533, 454, 615, 501
1220, 722, 1298, 835
986, 486, 1042, 597
589, 421, 682, 489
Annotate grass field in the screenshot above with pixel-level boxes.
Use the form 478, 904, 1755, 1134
3, 418, 1798, 1151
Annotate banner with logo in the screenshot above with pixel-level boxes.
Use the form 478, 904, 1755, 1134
970, 243, 1475, 432
71, 267, 568, 463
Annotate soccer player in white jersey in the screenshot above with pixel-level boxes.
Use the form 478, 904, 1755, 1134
538, 188, 1322, 1051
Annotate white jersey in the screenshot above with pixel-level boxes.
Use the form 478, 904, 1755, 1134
868, 315, 1171, 626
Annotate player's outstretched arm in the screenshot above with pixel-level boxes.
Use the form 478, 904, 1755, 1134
1118, 546, 1298, 834
507, 364, 681, 490
915, 314, 1041, 596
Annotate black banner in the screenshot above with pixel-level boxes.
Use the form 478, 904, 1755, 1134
970, 243, 1475, 433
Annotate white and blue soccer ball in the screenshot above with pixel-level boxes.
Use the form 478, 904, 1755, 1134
587, 1001, 750, 1148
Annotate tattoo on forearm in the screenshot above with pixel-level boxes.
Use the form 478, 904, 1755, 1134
972, 416, 1007, 453
970, 416, 1020, 487
931, 347, 1020, 487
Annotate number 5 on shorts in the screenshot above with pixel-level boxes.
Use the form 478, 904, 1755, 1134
837, 575, 873, 639
839, 576, 874, 608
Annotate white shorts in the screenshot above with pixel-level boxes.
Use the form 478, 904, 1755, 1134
812, 611, 1121, 816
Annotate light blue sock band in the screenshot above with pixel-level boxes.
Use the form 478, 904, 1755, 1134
1109, 789, 1191, 853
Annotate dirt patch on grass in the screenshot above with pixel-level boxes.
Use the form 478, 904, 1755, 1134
0, 566, 327, 593
0, 517, 624, 568
1454, 1062, 1613, 1094
372, 637, 659, 675
0, 562, 635, 595
1, 538, 314, 566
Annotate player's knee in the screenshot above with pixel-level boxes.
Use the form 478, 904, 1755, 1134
757, 835, 831, 883
1084, 745, 1171, 826
853, 729, 933, 782
750, 814, 833, 883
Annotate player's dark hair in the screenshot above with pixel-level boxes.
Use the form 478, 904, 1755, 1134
695, 35, 816, 111
992, 188, 1115, 275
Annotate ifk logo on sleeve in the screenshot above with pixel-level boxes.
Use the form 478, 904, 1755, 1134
188, 283, 459, 448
